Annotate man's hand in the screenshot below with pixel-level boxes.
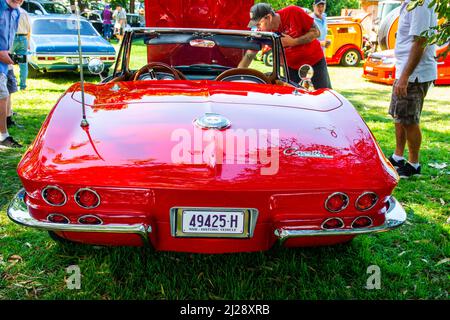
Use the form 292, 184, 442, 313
0, 51, 14, 65
281, 34, 296, 47
394, 76, 409, 98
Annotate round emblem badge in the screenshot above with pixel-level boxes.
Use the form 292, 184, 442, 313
194, 113, 231, 130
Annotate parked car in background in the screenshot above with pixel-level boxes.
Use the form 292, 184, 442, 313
22, 0, 71, 15
28, 15, 116, 75
324, 17, 365, 67
363, 44, 450, 86
81, 10, 104, 35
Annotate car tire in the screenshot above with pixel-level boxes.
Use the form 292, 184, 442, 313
263, 49, 273, 67
341, 49, 361, 67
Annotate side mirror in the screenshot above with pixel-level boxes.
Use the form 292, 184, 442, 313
298, 64, 314, 90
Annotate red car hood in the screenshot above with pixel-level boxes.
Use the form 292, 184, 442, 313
18, 81, 396, 191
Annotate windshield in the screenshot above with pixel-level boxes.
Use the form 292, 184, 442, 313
131, 31, 276, 67
33, 19, 98, 36
42, 3, 70, 14
123, 30, 287, 82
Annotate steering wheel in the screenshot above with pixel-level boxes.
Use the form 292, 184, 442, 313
215, 68, 272, 84
133, 62, 182, 81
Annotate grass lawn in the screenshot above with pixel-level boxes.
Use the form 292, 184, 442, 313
0, 63, 449, 300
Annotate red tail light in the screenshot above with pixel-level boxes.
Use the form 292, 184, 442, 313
321, 218, 344, 229
356, 192, 378, 211
78, 215, 103, 225
47, 214, 69, 224
325, 192, 349, 213
352, 216, 373, 229
75, 188, 100, 209
42, 186, 67, 206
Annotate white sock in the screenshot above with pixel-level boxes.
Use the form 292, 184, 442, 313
0, 132, 9, 141
392, 154, 405, 162
409, 162, 420, 169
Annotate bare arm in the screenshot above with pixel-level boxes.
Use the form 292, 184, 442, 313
394, 36, 427, 97
0, 51, 14, 65
238, 50, 258, 68
281, 23, 320, 47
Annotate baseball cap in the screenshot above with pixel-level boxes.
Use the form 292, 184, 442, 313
247, 3, 275, 28
314, 0, 326, 5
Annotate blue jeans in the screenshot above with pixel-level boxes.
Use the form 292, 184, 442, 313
103, 24, 112, 39
12, 35, 28, 90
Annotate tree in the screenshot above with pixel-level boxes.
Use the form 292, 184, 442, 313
408, 0, 450, 55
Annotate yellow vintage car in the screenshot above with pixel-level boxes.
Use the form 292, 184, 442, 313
325, 17, 365, 67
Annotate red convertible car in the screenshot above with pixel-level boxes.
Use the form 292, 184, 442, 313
7, 26, 407, 253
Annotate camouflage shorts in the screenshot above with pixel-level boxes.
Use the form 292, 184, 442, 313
389, 80, 432, 125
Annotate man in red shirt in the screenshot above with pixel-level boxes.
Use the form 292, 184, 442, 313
240, 3, 332, 89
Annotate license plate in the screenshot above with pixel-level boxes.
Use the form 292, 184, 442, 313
365, 66, 374, 72
67, 57, 89, 65
171, 208, 258, 238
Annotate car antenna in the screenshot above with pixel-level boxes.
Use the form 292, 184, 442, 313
75, 0, 88, 128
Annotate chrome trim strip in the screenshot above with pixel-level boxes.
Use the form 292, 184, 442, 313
7, 189, 152, 245
355, 192, 378, 211
275, 197, 406, 242
351, 216, 373, 229
74, 188, 101, 209
325, 192, 349, 213
321, 217, 344, 230
41, 186, 67, 207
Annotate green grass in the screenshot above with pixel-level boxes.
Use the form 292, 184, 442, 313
0, 64, 449, 300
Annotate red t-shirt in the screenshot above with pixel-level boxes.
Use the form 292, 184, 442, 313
276, 6, 324, 69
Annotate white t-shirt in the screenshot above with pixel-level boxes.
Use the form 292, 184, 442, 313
394, 0, 437, 83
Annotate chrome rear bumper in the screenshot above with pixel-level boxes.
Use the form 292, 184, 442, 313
7, 189, 152, 244
7, 189, 406, 247
274, 196, 407, 242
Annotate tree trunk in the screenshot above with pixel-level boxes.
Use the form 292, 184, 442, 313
130, 0, 135, 13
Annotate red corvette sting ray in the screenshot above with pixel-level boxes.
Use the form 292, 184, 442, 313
7, 8, 407, 254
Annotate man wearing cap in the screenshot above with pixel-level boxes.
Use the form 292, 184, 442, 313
312, 0, 331, 52
0, 0, 24, 148
239, 2, 332, 89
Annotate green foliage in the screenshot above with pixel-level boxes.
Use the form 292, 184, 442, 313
256, 0, 360, 16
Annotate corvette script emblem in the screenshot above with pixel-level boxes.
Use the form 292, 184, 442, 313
283, 147, 333, 159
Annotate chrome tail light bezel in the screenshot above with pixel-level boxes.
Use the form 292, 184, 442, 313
355, 192, 378, 211
325, 192, 350, 213
41, 186, 68, 207
74, 188, 101, 209
321, 217, 345, 230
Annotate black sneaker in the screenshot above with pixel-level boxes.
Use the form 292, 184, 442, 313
397, 163, 421, 179
0, 136, 23, 148
7, 117, 24, 129
388, 156, 406, 168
